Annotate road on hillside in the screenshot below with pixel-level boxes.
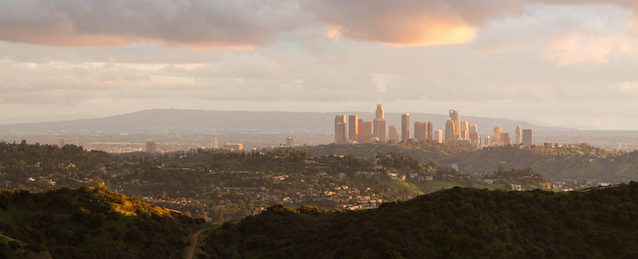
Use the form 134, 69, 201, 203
185, 227, 213, 259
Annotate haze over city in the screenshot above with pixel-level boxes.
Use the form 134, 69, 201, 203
2, 0, 638, 130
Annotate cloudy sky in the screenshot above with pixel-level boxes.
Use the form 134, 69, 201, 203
2, 0, 638, 130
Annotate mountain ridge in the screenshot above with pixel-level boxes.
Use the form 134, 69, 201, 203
0, 109, 576, 136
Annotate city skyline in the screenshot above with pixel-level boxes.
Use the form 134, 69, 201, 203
1, 1, 638, 130
336, 105, 532, 148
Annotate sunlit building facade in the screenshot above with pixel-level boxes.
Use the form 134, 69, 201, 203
335, 115, 347, 144
348, 115, 358, 142
401, 113, 410, 142
523, 129, 533, 146
389, 125, 399, 143
445, 119, 456, 143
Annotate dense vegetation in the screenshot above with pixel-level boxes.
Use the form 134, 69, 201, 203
294, 142, 635, 182
0, 140, 550, 223
0, 185, 204, 259
199, 183, 638, 259
0, 141, 115, 190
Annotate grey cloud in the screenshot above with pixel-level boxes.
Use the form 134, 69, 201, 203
0, 0, 290, 48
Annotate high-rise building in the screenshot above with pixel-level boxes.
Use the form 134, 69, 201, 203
484, 136, 492, 146
501, 133, 511, 145
523, 129, 533, 146
469, 124, 479, 145
470, 132, 481, 148
493, 127, 502, 144
59, 139, 67, 147
445, 119, 456, 142
348, 115, 358, 142
414, 122, 426, 141
334, 115, 347, 144
425, 122, 433, 140
401, 113, 410, 142
433, 130, 443, 143
460, 121, 469, 139
375, 104, 384, 119
358, 120, 372, 143
469, 124, 478, 134
515, 125, 522, 145
146, 141, 157, 153
373, 104, 384, 138
388, 125, 399, 143
449, 110, 460, 139
374, 118, 387, 143
286, 137, 294, 147
212, 136, 219, 149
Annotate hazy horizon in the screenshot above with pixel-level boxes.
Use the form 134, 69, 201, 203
2, 1, 638, 130
0, 108, 582, 130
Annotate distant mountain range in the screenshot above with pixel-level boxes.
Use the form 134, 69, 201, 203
0, 109, 577, 135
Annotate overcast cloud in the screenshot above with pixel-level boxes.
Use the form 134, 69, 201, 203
1, 0, 638, 129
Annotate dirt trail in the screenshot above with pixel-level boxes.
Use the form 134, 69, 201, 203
185, 227, 213, 259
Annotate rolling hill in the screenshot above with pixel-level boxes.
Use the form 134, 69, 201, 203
199, 183, 638, 259
0, 185, 205, 259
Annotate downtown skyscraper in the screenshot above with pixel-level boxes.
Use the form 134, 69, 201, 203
401, 113, 410, 142
445, 119, 456, 143
348, 115, 358, 142
515, 125, 522, 145
335, 115, 347, 144
449, 110, 460, 140
373, 104, 387, 142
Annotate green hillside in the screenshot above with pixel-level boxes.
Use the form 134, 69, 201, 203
0, 185, 205, 259
199, 182, 638, 259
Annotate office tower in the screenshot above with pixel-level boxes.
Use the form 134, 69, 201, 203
469, 124, 478, 134
374, 118, 387, 143
375, 104, 384, 119
433, 130, 443, 143
358, 120, 372, 143
348, 115, 358, 142
449, 110, 460, 139
388, 125, 399, 143
445, 119, 456, 142
414, 122, 426, 141
286, 137, 294, 147
523, 129, 533, 146
460, 121, 469, 139
493, 127, 502, 144
334, 115, 347, 144
146, 141, 157, 153
424, 121, 433, 140
515, 125, 522, 145
501, 133, 511, 145
470, 132, 481, 148
401, 113, 410, 142
485, 136, 492, 146
212, 136, 219, 149
372, 104, 387, 139
59, 139, 67, 147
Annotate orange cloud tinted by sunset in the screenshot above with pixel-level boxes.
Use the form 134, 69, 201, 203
301, 0, 522, 46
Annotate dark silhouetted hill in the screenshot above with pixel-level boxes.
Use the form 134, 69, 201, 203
199, 183, 638, 259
